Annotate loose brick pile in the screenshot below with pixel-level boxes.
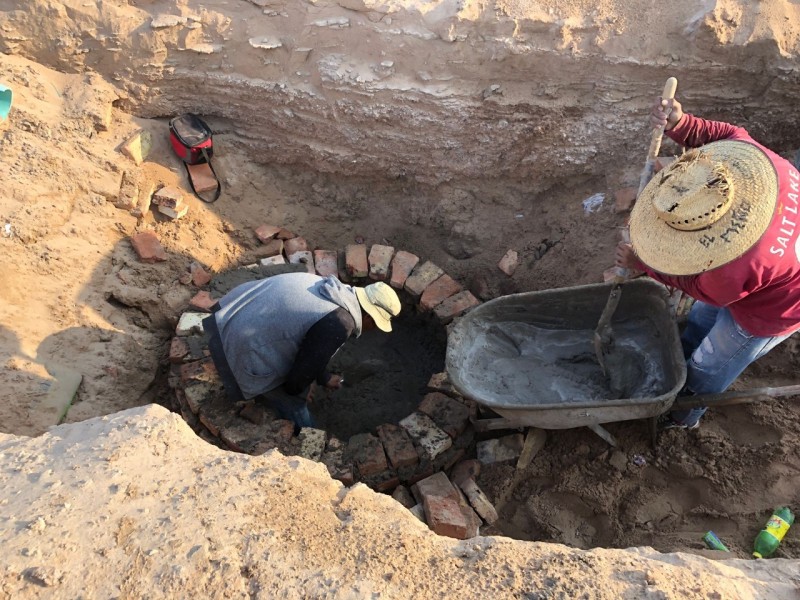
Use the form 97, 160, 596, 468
167, 225, 504, 538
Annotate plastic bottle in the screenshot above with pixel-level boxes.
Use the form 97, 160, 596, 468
753, 506, 794, 558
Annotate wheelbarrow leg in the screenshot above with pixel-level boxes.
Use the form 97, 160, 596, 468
648, 416, 658, 450
587, 423, 617, 447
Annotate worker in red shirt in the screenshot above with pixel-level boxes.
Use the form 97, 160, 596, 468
616, 96, 800, 429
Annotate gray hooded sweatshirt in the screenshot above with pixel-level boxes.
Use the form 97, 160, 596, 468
213, 273, 362, 398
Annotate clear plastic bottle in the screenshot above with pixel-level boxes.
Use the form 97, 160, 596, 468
753, 506, 794, 559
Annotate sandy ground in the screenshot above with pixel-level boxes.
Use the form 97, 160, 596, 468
2, 0, 800, 594
0, 405, 798, 599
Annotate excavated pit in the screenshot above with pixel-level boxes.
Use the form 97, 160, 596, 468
4, 0, 800, 570
320, 310, 447, 440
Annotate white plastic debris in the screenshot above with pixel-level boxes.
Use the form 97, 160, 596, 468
3, 223, 12, 238
582, 193, 605, 214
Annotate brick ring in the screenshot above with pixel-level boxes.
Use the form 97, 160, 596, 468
168, 226, 482, 495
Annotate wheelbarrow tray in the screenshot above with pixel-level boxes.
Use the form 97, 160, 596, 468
446, 279, 687, 429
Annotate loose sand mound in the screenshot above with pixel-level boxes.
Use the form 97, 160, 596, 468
0, 405, 798, 599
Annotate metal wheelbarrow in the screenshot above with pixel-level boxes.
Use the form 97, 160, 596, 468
446, 279, 800, 446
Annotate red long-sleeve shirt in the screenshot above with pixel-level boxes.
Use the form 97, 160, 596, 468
637, 114, 800, 336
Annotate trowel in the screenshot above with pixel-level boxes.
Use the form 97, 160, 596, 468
594, 76, 678, 392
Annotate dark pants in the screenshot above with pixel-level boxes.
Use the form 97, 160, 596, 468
203, 310, 313, 431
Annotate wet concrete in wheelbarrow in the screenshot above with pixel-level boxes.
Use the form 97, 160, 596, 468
457, 317, 669, 405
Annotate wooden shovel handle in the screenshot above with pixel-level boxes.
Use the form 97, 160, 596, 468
647, 77, 678, 161
637, 77, 678, 197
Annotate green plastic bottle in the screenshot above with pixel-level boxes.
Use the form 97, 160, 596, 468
753, 507, 794, 558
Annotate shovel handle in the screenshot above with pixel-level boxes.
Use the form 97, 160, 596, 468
647, 77, 678, 161
637, 77, 678, 197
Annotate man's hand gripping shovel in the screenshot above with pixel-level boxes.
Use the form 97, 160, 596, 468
593, 77, 678, 392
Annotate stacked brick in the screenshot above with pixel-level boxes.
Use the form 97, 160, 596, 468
169, 227, 494, 538
247, 225, 481, 323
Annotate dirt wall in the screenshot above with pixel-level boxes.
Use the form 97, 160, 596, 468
2, 0, 800, 187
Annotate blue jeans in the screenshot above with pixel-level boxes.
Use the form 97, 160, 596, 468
262, 387, 314, 432
670, 301, 794, 427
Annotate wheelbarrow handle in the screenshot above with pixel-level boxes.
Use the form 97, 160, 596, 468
673, 384, 800, 409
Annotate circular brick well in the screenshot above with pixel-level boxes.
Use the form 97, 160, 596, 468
168, 231, 483, 499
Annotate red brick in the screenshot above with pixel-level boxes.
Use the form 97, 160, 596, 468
404, 460, 434, 486
189, 291, 216, 312
377, 424, 419, 470
345, 244, 369, 278
284, 237, 308, 257
362, 470, 400, 493
419, 274, 462, 311
337, 250, 351, 283
329, 463, 355, 486
158, 202, 189, 220
454, 484, 482, 538
314, 250, 338, 277
277, 228, 296, 240
190, 261, 212, 286
389, 251, 419, 289
400, 412, 452, 460
288, 250, 315, 273
497, 249, 519, 276
255, 224, 281, 243
180, 358, 218, 384
368, 244, 394, 281
413, 471, 455, 503
153, 186, 183, 209
298, 427, 327, 461
414, 472, 468, 539
180, 335, 209, 362
130, 232, 167, 263
260, 255, 286, 267
198, 398, 238, 438
433, 447, 466, 473
169, 337, 190, 364
392, 485, 416, 508
344, 433, 388, 477
460, 478, 499, 524
183, 381, 218, 414
450, 459, 481, 486
614, 187, 638, 213
426, 372, 461, 398
418, 392, 470, 439
433, 291, 479, 323
176, 312, 206, 336
453, 396, 478, 419
404, 261, 444, 298
254, 238, 284, 259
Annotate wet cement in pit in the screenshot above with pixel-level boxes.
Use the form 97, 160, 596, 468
458, 317, 670, 404
311, 310, 447, 440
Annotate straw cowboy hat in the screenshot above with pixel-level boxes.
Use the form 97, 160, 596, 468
630, 140, 778, 276
355, 282, 401, 332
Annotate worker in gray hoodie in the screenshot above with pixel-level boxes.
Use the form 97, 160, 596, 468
203, 272, 401, 429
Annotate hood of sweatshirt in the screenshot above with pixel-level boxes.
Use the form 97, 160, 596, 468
318, 275, 363, 337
